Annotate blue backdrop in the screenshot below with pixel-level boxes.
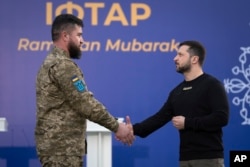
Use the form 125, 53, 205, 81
1, 0, 250, 167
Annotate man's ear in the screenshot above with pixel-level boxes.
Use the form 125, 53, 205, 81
192, 55, 199, 64
62, 31, 69, 42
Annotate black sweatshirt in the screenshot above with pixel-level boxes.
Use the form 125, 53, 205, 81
133, 73, 229, 161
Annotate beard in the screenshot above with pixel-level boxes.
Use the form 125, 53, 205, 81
68, 40, 82, 59
176, 62, 191, 74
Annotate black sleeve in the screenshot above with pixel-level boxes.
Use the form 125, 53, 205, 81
133, 97, 173, 138
185, 80, 229, 132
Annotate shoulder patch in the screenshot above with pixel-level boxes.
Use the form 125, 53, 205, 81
71, 75, 85, 92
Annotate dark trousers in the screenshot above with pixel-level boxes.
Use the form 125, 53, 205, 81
180, 158, 224, 167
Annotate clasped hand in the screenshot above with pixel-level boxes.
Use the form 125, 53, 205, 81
172, 116, 185, 130
115, 116, 135, 146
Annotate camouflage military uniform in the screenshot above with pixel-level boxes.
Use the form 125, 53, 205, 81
39, 156, 83, 167
35, 47, 119, 166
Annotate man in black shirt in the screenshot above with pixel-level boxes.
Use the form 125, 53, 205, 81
124, 40, 229, 167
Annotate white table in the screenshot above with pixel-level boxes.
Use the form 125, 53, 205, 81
86, 118, 123, 167
0, 117, 8, 132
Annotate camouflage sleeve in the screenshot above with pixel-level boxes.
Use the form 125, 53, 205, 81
49, 59, 119, 132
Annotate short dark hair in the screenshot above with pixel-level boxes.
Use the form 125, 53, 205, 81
179, 40, 206, 66
51, 14, 84, 41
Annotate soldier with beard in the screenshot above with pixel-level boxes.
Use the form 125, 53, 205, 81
35, 14, 134, 167
123, 41, 229, 167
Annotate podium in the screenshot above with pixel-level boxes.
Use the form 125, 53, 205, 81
86, 120, 112, 167
86, 118, 123, 167
0, 117, 8, 132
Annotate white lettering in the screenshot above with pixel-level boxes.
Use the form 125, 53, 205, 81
234, 155, 247, 162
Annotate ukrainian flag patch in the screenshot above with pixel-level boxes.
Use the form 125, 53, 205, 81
71, 75, 85, 92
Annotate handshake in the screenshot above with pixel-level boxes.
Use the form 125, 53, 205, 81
115, 116, 135, 146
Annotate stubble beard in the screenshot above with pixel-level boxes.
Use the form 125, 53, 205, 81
176, 63, 191, 74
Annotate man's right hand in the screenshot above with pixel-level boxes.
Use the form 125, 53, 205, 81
115, 116, 135, 146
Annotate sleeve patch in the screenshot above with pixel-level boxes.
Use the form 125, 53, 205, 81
71, 75, 85, 92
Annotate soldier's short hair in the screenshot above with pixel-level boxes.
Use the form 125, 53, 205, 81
51, 14, 84, 42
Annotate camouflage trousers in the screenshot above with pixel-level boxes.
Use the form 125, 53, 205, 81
39, 155, 83, 167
